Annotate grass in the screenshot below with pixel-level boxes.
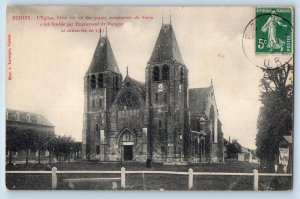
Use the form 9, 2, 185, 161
6, 160, 292, 191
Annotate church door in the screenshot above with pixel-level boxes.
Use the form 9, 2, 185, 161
123, 145, 133, 161
120, 130, 135, 161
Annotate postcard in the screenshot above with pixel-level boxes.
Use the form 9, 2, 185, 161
6, 6, 294, 191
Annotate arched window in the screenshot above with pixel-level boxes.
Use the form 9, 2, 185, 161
92, 99, 95, 108
191, 119, 200, 132
210, 106, 215, 142
99, 98, 103, 108
180, 67, 184, 83
162, 65, 169, 80
117, 92, 140, 110
161, 145, 166, 153
163, 92, 168, 103
121, 130, 134, 143
97, 74, 104, 88
90, 75, 96, 89
152, 66, 160, 81
158, 120, 162, 128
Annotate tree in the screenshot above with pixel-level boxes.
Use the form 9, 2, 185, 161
6, 127, 21, 164
61, 136, 74, 163
30, 130, 54, 164
19, 129, 36, 165
50, 135, 75, 162
226, 139, 242, 159
256, 64, 293, 171
6, 127, 55, 165
6, 125, 80, 165
73, 141, 82, 159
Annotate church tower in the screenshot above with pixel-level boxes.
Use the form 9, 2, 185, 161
82, 32, 123, 160
145, 22, 190, 161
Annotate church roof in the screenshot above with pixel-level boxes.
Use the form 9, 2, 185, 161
148, 24, 184, 65
189, 87, 211, 114
112, 74, 146, 106
87, 36, 121, 74
123, 75, 146, 96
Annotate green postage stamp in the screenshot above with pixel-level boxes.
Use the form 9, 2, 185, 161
255, 7, 293, 54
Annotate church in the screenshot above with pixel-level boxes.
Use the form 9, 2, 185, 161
82, 20, 224, 163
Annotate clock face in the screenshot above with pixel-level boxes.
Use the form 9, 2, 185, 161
158, 84, 164, 92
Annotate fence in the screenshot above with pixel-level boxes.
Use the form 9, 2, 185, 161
6, 167, 292, 190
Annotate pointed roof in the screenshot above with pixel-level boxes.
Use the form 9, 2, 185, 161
189, 82, 220, 117
87, 35, 121, 74
148, 24, 184, 65
123, 75, 146, 96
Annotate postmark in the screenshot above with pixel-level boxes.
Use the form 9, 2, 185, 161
242, 7, 294, 70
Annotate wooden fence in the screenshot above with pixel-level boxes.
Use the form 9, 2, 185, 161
6, 167, 292, 190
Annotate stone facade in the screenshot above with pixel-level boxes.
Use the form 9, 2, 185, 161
83, 22, 224, 163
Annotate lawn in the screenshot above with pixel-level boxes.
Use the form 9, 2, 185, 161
6, 160, 292, 191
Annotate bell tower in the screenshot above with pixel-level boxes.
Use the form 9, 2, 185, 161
82, 32, 122, 160
146, 22, 190, 161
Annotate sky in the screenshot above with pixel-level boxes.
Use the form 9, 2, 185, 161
6, 6, 264, 149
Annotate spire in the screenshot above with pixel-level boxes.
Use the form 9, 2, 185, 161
105, 26, 107, 36
126, 66, 128, 76
211, 78, 213, 86
87, 34, 121, 74
162, 10, 164, 25
148, 23, 184, 64
170, 9, 172, 24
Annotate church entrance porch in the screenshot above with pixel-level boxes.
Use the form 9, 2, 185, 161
119, 129, 135, 162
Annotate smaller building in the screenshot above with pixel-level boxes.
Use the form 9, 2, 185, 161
238, 147, 253, 162
6, 109, 55, 163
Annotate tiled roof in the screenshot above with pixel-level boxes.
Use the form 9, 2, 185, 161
122, 75, 146, 97
188, 87, 211, 114
6, 109, 54, 127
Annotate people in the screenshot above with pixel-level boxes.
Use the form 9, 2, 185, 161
45, 163, 51, 171
146, 156, 152, 170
